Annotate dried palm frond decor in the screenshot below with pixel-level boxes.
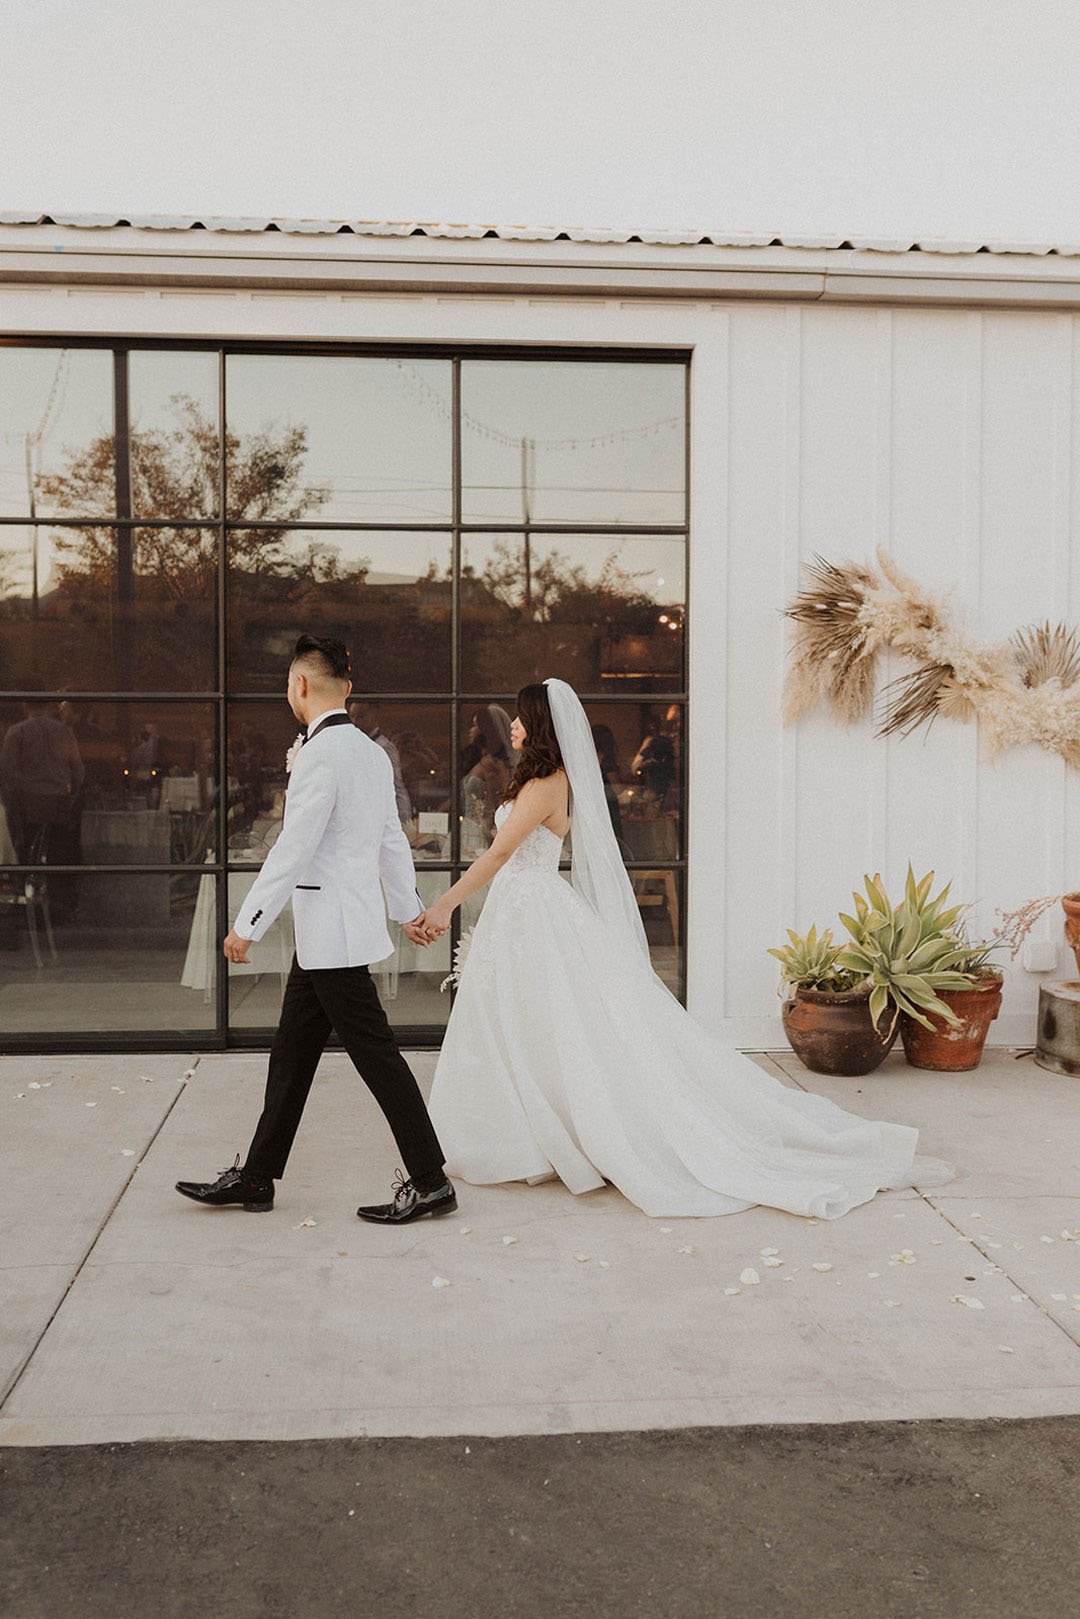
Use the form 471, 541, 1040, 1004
782, 547, 1080, 769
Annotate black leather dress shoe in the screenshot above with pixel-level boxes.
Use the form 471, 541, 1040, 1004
175, 1154, 274, 1212
357, 1169, 457, 1224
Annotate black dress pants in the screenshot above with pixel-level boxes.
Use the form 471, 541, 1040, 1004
244, 954, 446, 1185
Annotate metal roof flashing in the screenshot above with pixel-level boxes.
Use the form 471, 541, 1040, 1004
3, 213, 1080, 306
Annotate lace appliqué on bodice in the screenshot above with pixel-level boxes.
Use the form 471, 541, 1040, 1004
493, 801, 565, 877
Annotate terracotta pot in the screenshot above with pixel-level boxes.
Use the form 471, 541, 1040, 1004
1062, 894, 1080, 978
782, 983, 898, 1076
899, 974, 1003, 1072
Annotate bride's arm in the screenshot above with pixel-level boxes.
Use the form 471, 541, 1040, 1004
422, 777, 560, 931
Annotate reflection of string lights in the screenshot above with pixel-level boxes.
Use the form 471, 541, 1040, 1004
388, 358, 681, 452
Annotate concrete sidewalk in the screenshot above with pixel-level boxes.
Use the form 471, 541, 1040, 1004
2, 1048, 1079, 1445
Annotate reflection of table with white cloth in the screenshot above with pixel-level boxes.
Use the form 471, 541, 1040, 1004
179, 818, 438, 1001
181, 866, 296, 1000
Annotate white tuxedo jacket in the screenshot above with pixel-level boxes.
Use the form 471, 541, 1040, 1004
234, 711, 423, 969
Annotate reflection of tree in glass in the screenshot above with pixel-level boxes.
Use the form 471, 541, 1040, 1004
470, 536, 655, 621
462, 537, 678, 691
39, 396, 326, 596
27, 397, 327, 690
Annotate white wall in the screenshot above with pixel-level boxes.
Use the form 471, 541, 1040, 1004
4, 280, 1076, 1047
2, 0, 1078, 243
713, 302, 1080, 1046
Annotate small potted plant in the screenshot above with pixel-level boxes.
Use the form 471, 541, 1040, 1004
835, 868, 982, 1063
897, 921, 1006, 1071
768, 924, 895, 1076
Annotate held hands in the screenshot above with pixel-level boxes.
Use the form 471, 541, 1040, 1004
402, 900, 453, 946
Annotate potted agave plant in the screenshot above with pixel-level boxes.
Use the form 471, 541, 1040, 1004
768, 923, 897, 1076
835, 867, 999, 1072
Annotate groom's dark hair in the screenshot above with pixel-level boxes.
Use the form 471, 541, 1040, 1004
292, 633, 351, 683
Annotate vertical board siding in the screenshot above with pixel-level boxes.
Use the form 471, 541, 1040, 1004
717, 303, 1078, 1044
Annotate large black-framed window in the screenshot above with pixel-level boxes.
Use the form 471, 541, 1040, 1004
0, 339, 690, 1053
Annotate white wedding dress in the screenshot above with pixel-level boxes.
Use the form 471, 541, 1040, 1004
427, 801, 954, 1220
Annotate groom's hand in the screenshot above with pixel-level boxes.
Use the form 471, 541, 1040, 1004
402, 913, 430, 947
223, 929, 252, 964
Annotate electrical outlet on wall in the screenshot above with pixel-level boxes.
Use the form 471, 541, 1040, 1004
1022, 940, 1059, 973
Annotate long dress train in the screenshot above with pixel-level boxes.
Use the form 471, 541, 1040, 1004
427, 804, 954, 1220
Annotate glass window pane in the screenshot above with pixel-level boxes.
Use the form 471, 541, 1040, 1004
227, 869, 451, 1032
225, 356, 452, 522
461, 532, 684, 694
128, 350, 220, 519
0, 347, 115, 518
0, 871, 216, 1031
583, 699, 684, 865
226, 700, 450, 867
227, 529, 451, 693
461, 360, 686, 525
0, 526, 216, 692
457, 701, 521, 861
0, 699, 218, 868
454, 698, 683, 862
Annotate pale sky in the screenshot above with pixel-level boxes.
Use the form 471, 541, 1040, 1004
2, 0, 1078, 241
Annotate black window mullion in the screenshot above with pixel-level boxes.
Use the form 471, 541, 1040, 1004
215, 347, 229, 1041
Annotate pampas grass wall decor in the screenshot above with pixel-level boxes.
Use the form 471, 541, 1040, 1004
782, 547, 1080, 769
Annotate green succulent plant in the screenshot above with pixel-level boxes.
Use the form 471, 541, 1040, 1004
836, 865, 977, 1039
945, 920, 1007, 979
767, 924, 862, 994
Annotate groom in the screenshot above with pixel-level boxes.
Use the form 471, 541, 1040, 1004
175, 633, 456, 1225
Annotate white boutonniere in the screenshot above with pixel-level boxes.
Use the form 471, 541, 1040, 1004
285, 733, 305, 774
440, 925, 476, 992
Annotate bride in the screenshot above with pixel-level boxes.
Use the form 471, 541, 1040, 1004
420, 678, 953, 1219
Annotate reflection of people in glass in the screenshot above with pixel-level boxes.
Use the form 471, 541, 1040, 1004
350, 702, 413, 825
460, 705, 515, 857
631, 729, 676, 811
591, 722, 624, 843
0, 701, 85, 864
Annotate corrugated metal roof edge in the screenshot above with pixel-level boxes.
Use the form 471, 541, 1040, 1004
1, 210, 1078, 257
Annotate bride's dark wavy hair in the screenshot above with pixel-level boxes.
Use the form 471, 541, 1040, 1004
503, 683, 564, 802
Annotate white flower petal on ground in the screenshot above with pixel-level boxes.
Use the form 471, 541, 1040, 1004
1040, 1236, 1055, 1244
598, 1261, 611, 1270
120, 1149, 136, 1157
574, 1253, 591, 1263
760, 1247, 779, 1257
293, 1218, 317, 1229
811, 1262, 833, 1272
502, 1235, 518, 1246
659, 1227, 673, 1234
85, 1102, 97, 1108
868, 1272, 882, 1279
432, 1276, 451, 1289
951, 1294, 986, 1310
28, 1082, 42, 1090
740, 1267, 760, 1285
930, 1239, 943, 1246
111, 1086, 125, 1093
998, 1345, 1015, 1354
763, 1257, 783, 1268
884, 1300, 901, 1308
723, 1286, 741, 1296
459, 1227, 473, 1236
1010, 1294, 1026, 1303
677, 1244, 696, 1256
1050, 1293, 1067, 1301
